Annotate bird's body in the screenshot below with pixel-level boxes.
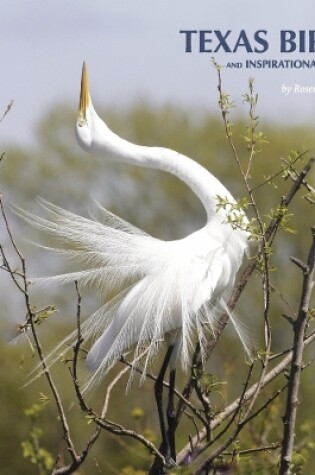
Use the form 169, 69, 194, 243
85, 221, 246, 373
24, 64, 250, 387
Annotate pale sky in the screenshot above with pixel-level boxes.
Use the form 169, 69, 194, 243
1, 1, 315, 146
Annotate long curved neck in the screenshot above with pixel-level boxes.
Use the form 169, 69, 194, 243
109, 142, 235, 222
78, 106, 236, 222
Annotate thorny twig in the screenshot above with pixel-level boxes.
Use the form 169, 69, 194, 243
279, 226, 315, 475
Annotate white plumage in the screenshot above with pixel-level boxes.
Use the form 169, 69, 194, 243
23, 63, 250, 385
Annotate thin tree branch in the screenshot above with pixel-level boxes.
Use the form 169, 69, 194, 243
94, 417, 165, 463
70, 281, 91, 413
223, 442, 281, 456
0, 100, 13, 123
279, 226, 315, 475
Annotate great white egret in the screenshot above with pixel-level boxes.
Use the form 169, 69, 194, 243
23, 63, 250, 467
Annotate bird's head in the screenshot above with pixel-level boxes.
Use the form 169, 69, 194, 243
76, 63, 121, 154
76, 62, 111, 152
75, 63, 137, 161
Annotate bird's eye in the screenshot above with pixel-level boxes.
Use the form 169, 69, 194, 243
77, 117, 86, 128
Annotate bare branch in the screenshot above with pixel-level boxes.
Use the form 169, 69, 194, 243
95, 416, 165, 463
0, 100, 13, 123
279, 226, 315, 475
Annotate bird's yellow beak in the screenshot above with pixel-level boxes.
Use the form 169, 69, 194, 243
78, 62, 89, 120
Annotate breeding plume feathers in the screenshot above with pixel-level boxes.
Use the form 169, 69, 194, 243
19, 197, 251, 388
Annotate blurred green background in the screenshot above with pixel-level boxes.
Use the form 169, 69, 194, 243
1, 102, 315, 474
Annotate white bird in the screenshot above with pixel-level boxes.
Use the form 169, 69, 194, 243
23, 63, 250, 381
22, 63, 251, 466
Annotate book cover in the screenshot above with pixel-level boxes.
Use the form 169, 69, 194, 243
1, 2, 314, 474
